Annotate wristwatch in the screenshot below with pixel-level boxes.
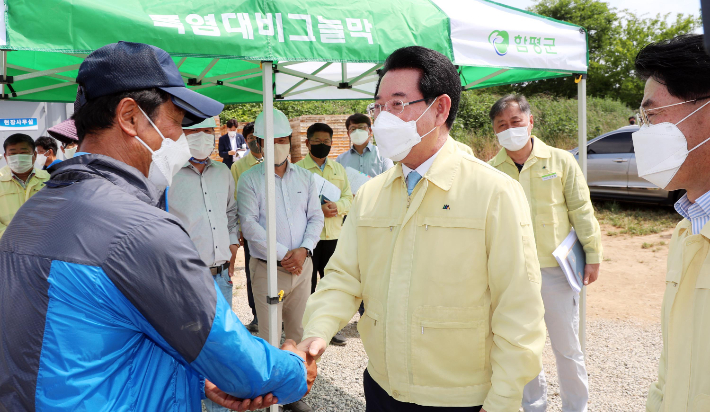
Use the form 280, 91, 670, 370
303, 247, 313, 258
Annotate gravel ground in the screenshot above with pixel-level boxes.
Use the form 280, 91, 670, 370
228, 265, 662, 412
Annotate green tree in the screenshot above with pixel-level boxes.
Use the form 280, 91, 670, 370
508, 0, 700, 107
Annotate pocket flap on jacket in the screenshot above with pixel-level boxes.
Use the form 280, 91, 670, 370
416, 216, 484, 229
413, 305, 485, 323
357, 217, 399, 228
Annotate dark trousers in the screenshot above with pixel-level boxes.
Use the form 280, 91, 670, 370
243, 239, 257, 320
363, 369, 482, 412
311, 239, 338, 293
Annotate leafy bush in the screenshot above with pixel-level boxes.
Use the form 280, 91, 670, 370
221, 90, 632, 161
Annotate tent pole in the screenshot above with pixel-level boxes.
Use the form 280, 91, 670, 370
577, 75, 587, 355
1, 50, 6, 98
262, 60, 280, 412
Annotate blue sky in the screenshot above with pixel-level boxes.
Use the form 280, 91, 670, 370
497, 0, 702, 29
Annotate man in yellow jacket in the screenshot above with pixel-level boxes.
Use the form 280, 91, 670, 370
488, 94, 602, 412
633, 35, 710, 412
295, 123, 353, 347
1, 133, 50, 238
298, 46, 545, 412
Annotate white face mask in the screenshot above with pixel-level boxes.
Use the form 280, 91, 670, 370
496, 126, 530, 151
371, 99, 437, 162
7, 154, 34, 174
632, 99, 710, 189
63, 146, 77, 159
350, 129, 370, 146
187, 131, 215, 160
134, 106, 192, 191
228, 131, 237, 138
34, 153, 48, 170
273, 142, 291, 166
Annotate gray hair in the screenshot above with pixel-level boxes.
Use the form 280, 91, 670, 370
489, 94, 532, 122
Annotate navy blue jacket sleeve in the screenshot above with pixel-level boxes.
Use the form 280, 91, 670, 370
101, 217, 307, 403
218, 135, 231, 160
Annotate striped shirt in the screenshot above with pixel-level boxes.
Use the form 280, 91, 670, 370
236, 161, 324, 261
674, 190, 710, 235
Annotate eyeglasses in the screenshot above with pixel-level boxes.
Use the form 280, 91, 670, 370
639, 95, 710, 126
367, 98, 428, 118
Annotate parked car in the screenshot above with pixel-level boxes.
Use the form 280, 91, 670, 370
570, 126, 684, 205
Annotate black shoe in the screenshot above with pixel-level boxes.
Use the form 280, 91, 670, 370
284, 400, 312, 412
330, 332, 346, 346
246, 319, 259, 333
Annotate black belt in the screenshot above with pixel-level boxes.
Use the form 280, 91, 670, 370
209, 262, 229, 275
256, 258, 282, 267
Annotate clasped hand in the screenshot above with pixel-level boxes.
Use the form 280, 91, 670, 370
282, 247, 308, 275
205, 340, 317, 411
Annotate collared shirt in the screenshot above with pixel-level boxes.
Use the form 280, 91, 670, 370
401, 143, 444, 180
11, 169, 35, 189
489, 136, 603, 268
167, 159, 239, 267
336, 142, 394, 177
0, 165, 50, 237
237, 161, 324, 261
674, 190, 710, 235
296, 155, 353, 240
647, 218, 710, 411
302, 137, 545, 411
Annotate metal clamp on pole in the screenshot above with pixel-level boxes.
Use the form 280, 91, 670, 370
574, 73, 587, 83
266, 290, 284, 305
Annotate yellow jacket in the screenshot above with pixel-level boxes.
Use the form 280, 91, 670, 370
302, 137, 545, 411
456, 140, 474, 156
296, 155, 353, 240
230, 151, 262, 200
489, 137, 602, 267
647, 219, 710, 412
0, 166, 50, 237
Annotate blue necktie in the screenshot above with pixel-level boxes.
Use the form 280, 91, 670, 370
406, 171, 422, 195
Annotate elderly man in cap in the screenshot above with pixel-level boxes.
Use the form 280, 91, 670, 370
0, 41, 315, 412
47, 119, 80, 165
237, 108, 324, 412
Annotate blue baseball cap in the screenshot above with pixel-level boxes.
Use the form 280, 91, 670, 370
76, 41, 224, 126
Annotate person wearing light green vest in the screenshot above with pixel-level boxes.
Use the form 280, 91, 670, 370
0, 134, 50, 238
488, 94, 601, 412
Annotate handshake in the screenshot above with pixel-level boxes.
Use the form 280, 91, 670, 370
206, 339, 321, 411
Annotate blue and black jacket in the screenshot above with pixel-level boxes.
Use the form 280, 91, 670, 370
0, 154, 307, 411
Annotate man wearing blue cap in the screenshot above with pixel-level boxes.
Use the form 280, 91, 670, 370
0, 41, 315, 412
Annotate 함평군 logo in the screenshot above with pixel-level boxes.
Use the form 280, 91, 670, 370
488, 30, 509, 56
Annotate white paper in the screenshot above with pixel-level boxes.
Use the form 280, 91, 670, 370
345, 167, 372, 195
552, 229, 583, 293
312, 173, 341, 202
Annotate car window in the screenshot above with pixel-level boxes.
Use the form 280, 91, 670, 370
587, 132, 634, 154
